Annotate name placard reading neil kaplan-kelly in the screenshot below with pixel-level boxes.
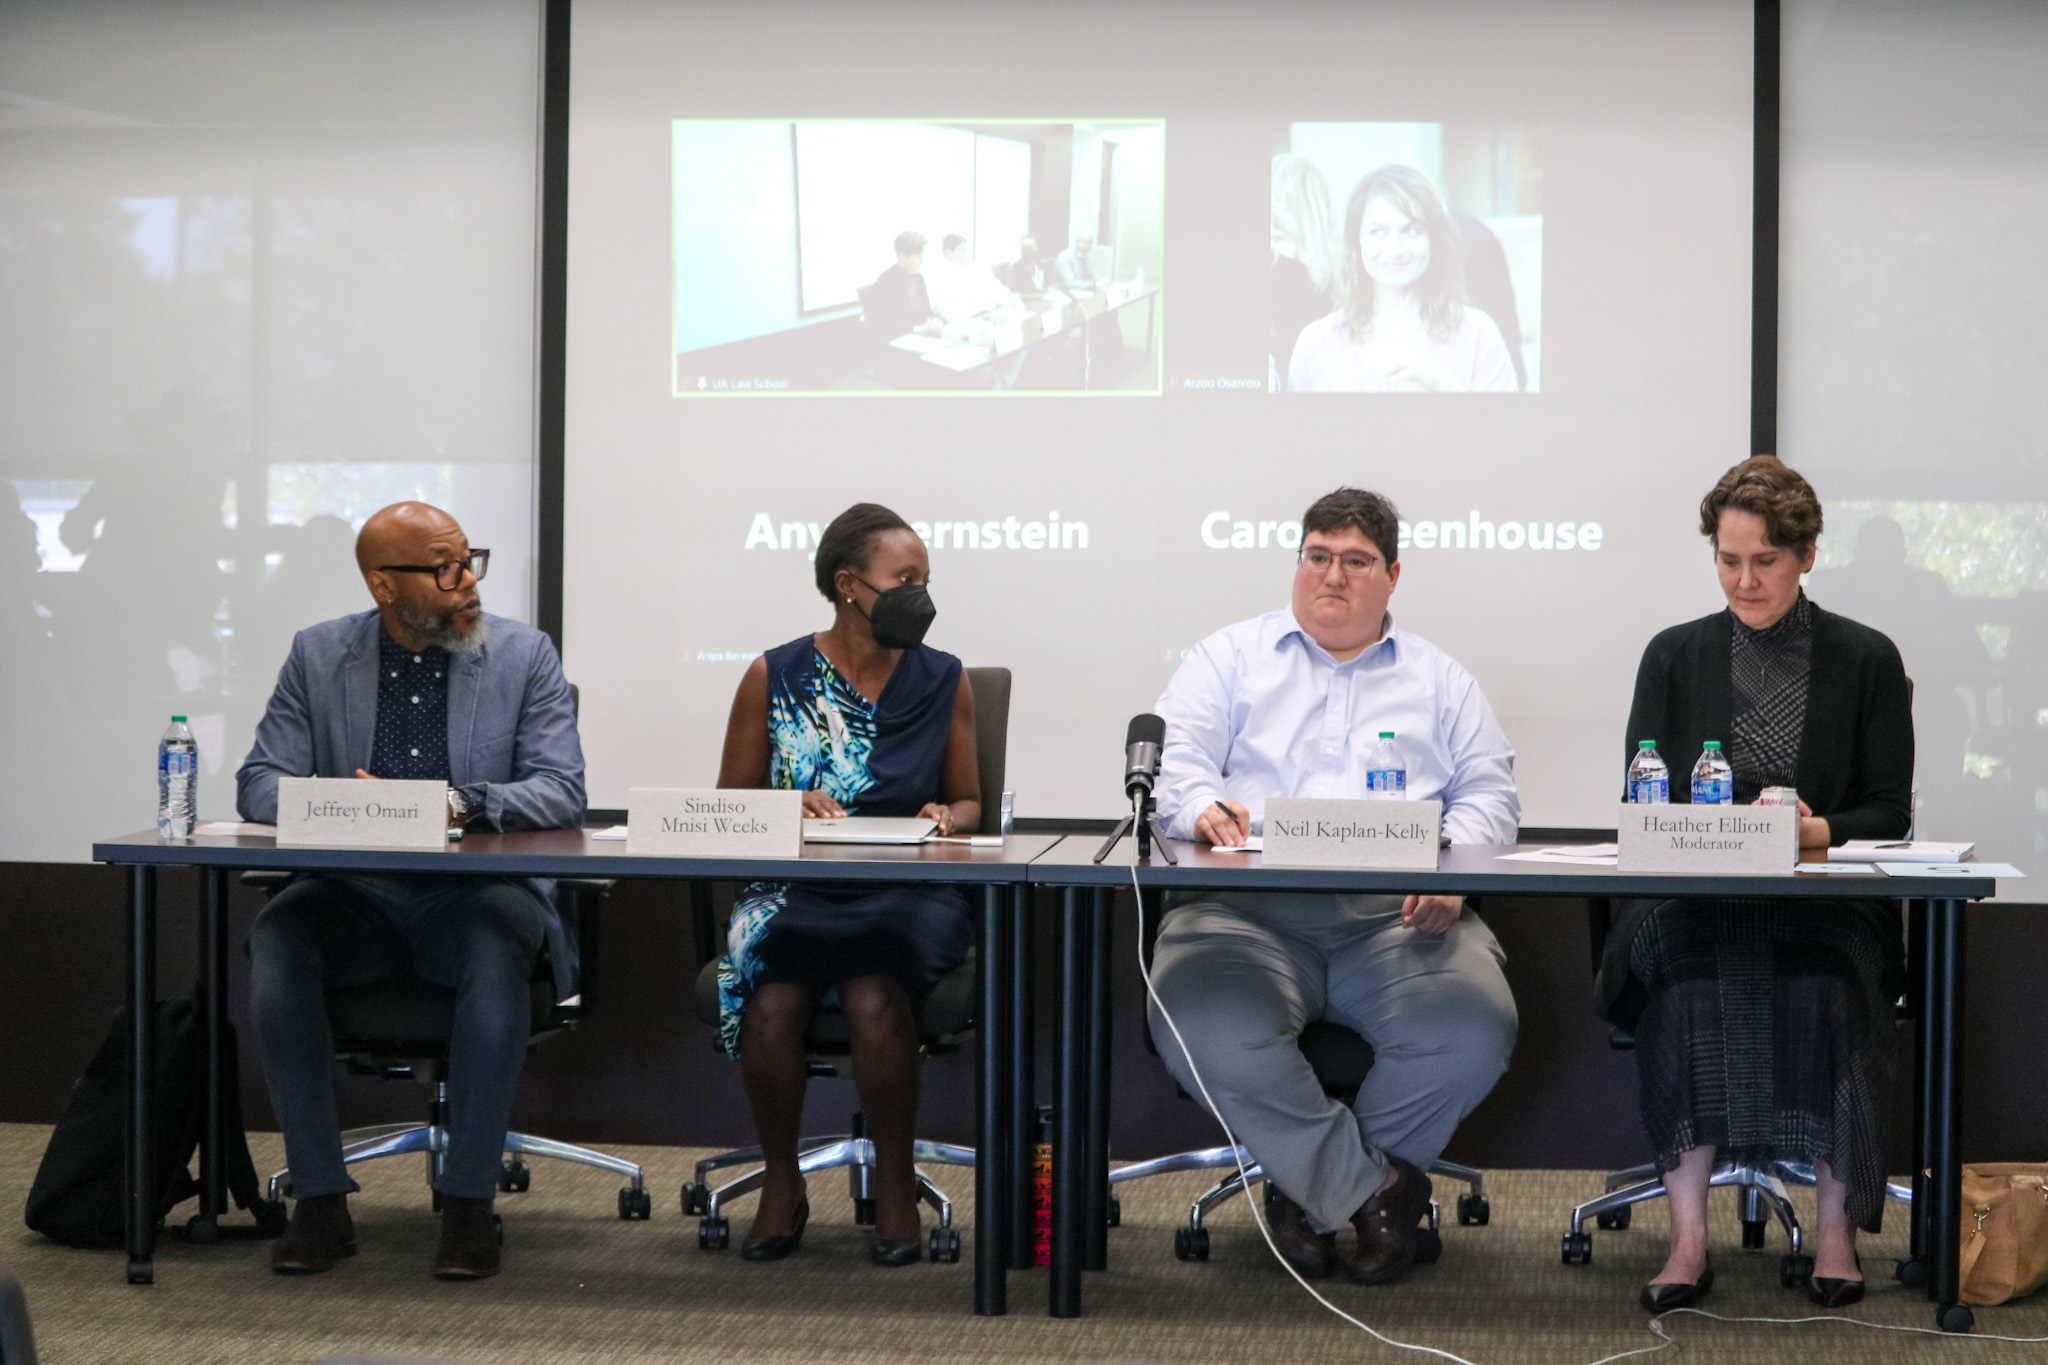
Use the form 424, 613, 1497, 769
627, 789, 802, 858
1617, 803, 1798, 874
1263, 798, 1442, 871
276, 777, 448, 849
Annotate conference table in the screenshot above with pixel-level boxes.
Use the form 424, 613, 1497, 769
887, 280, 1159, 386
90, 827, 1061, 1317
1030, 837, 1996, 1333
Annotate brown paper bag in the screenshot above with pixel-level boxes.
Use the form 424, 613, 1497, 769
1960, 1163, 2048, 1306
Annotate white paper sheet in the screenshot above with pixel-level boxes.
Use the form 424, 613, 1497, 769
588, 825, 629, 840
1496, 850, 1618, 866
1877, 862, 2021, 879
196, 821, 275, 836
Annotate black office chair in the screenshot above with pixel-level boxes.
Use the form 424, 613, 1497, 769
1557, 895, 1912, 1284
0, 1265, 37, 1365
257, 684, 651, 1220
682, 666, 1011, 1264
254, 873, 651, 1220
1109, 891, 1489, 1262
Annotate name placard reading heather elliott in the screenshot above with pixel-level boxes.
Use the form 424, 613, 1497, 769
276, 777, 448, 849
1616, 804, 1798, 874
1262, 798, 1442, 871
626, 788, 802, 858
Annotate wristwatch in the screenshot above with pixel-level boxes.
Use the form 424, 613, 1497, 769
446, 787, 471, 838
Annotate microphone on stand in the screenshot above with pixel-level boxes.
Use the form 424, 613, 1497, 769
1094, 713, 1178, 864
1123, 713, 1165, 799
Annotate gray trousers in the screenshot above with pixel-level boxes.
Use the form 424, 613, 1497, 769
1147, 893, 1517, 1232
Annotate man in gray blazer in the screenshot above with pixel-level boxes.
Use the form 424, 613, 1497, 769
236, 501, 586, 1280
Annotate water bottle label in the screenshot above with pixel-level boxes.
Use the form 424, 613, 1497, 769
160, 751, 197, 778
1628, 776, 1669, 803
1690, 777, 1731, 805
1366, 770, 1406, 796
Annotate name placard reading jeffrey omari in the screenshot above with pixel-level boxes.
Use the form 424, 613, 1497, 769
276, 777, 448, 849
1263, 798, 1442, 871
1617, 803, 1798, 874
627, 788, 802, 858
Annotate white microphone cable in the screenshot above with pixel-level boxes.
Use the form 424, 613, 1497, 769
1122, 860, 2047, 1360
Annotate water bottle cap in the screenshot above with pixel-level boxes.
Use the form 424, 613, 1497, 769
1703, 740, 1721, 750
171, 715, 187, 724
1638, 740, 1656, 748
1378, 731, 1395, 739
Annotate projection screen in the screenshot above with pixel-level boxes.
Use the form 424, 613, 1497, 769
564, 0, 1756, 823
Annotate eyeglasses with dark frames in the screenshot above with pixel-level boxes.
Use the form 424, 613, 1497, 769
378, 549, 489, 591
1297, 546, 1383, 577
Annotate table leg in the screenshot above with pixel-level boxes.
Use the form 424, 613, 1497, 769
1899, 901, 1933, 1286
1008, 885, 1037, 1271
1927, 898, 1972, 1332
975, 884, 1011, 1316
196, 867, 230, 1240
126, 865, 157, 1284
1051, 887, 1088, 1317
1084, 887, 1112, 1271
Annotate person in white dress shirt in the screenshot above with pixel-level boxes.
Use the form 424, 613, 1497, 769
1148, 486, 1520, 1287
923, 234, 1026, 389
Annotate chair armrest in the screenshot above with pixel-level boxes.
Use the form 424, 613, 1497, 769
241, 870, 293, 896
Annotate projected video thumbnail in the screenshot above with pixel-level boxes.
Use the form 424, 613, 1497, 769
672, 120, 1163, 396
1271, 123, 1541, 393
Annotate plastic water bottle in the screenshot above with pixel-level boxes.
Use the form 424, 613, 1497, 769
1365, 731, 1406, 798
1627, 740, 1670, 803
158, 715, 198, 840
1690, 740, 1733, 805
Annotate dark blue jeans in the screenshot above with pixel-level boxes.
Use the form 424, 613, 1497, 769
249, 874, 548, 1201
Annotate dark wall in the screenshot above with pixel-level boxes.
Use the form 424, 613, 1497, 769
2, 863, 2042, 1171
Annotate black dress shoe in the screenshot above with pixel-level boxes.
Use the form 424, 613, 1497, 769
1343, 1157, 1432, 1286
432, 1195, 503, 1280
868, 1232, 924, 1266
271, 1192, 356, 1275
1640, 1260, 1713, 1313
741, 1197, 810, 1262
1809, 1252, 1864, 1307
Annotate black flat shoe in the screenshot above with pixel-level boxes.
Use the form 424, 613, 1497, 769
741, 1197, 809, 1262
868, 1233, 923, 1267
1809, 1252, 1864, 1307
1640, 1261, 1713, 1313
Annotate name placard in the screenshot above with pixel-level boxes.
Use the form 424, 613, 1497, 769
626, 788, 802, 858
1617, 803, 1798, 874
276, 777, 448, 849
1263, 798, 1442, 870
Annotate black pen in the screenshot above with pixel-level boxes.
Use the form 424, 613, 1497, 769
1212, 800, 1243, 838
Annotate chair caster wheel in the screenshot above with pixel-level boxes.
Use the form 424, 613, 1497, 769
1596, 1207, 1632, 1231
126, 1256, 154, 1285
185, 1214, 219, 1245
1937, 1303, 1975, 1334
698, 1216, 730, 1250
854, 1197, 877, 1227
681, 1183, 709, 1216
1561, 1232, 1593, 1265
1740, 1219, 1767, 1250
929, 1228, 961, 1263
1894, 1257, 1930, 1288
618, 1187, 651, 1220
1457, 1193, 1490, 1226
1173, 1227, 1210, 1261
1415, 1227, 1442, 1264
1107, 1197, 1121, 1228
498, 1159, 531, 1193
1780, 1253, 1814, 1288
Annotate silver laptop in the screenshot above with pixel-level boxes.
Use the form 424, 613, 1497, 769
802, 816, 938, 845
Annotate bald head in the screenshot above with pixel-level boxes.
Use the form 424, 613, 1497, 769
355, 501, 486, 653
356, 501, 463, 577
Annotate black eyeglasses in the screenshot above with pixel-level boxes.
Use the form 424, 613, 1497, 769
378, 549, 489, 591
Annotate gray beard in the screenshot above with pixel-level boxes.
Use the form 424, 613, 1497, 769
396, 599, 485, 654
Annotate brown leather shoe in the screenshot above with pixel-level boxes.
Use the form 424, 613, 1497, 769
432, 1195, 503, 1280
1264, 1184, 1337, 1279
271, 1192, 356, 1275
1343, 1157, 1432, 1286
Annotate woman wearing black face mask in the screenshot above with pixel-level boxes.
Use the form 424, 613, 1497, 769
715, 502, 981, 1266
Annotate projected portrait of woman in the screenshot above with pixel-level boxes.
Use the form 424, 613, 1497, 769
1270, 154, 1338, 388
1286, 164, 1519, 394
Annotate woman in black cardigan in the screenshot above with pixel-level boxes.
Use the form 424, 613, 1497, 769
1604, 456, 1912, 1314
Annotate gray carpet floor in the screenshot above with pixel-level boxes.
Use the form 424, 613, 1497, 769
2, 1122, 2044, 1364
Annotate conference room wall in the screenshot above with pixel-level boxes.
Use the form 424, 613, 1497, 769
0, 0, 545, 864
2, 870, 2044, 1174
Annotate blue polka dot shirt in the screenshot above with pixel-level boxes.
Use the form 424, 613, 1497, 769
369, 629, 453, 783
